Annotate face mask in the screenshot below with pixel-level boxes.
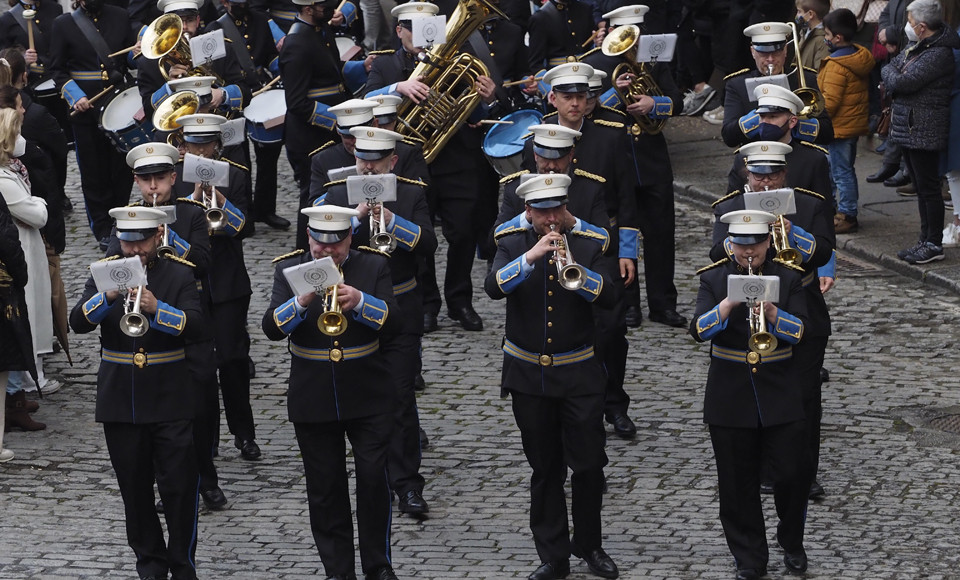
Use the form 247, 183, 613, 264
229, 2, 248, 19
756, 120, 790, 141
13, 134, 26, 158
824, 39, 836, 52
83, 0, 103, 14
905, 22, 920, 42
795, 15, 808, 32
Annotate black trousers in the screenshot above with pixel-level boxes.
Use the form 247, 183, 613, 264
294, 414, 393, 577
187, 339, 221, 491
382, 332, 425, 496
510, 390, 608, 563
794, 336, 827, 481
212, 295, 254, 441
594, 261, 629, 419
636, 181, 679, 312
709, 420, 811, 572
288, 147, 313, 250
71, 123, 133, 241
103, 420, 199, 580
251, 140, 285, 218
902, 147, 945, 246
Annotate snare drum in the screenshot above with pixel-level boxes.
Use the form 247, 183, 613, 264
243, 90, 286, 143
336, 34, 363, 62
99, 86, 154, 153
482, 109, 544, 177
31, 78, 58, 99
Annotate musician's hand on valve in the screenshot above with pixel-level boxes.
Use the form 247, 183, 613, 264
168, 63, 190, 80
476, 75, 497, 104
626, 95, 655, 116
24, 48, 38, 65
397, 78, 430, 104
336, 283, 362, 311
138, 287, 159, 315
615, 72, 633, 90
619, 258, 635, 286
297, 291, 317, 308
73, 97, 92, 113
378, 206, 393, 224
762, 300, 778, 323
778, 217, 792, 235
526, 230, 562, 265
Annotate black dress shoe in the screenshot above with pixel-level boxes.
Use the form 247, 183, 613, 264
414, 373, 426, 391
98, 237, 110, 252
448, 305, 483, 331
865, 164, 898, 183
528, 561, 569, 580
258, 213, 291, 229
759, 481, 774, 494
418, 427, 430, 449
623, 305, 642, 328
423, 312, 438, 333
201, 487, 228, 510
809, 480, 825, 500
884, 170, 910, 187
235, 437, 262, 460
783, 549, 808, 573
820, 367, 830, 382
365, 566, 398, 580
649, 309, 687, 328
62, 197, 73, 212
735, 568, 765, 580
608, 414, 637, 439
326, 574, 357, 580
398, 489, 429, 515
572, 545, 619, 579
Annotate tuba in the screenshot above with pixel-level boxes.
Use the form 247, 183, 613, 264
746, 256, 778, 356
601, 24, 666, 135
318, 276, 347, 336
120, 285, 149, 337
788, 21, 825, 119
141, 13, 222, 83
153, 90, 200, 133
550, 225, 586, 291
394, 0, 507, 163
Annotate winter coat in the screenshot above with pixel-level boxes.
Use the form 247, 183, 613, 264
799, 26, 830, 71
0, 194, 34, 374
943, 25, 960, 173
881, 27, 960, 151
818, 44, 876, 139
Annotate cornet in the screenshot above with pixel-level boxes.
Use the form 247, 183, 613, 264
317, 278, 347, 337
120, 285, 149, 337
550, 225, 586, 291
773, 215, 802, 266
368, 200, 397, 254
766, 63, 775, 76
153, 194, 176, 259
746, 256, 778, 357
201, 182, 225, 230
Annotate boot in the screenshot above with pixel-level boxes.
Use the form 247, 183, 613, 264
5, 391, 46, 432
0, 390, 13, 462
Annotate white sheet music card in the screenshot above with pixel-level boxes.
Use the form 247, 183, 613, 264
220, 118, 246, 147
728, 274, 780, 304
90, 257, 147, 294
327, 165, 358, 182
636, 34, 677, 63
346, 174, 397, 205
283, 256, 343, 296
190, 29, 226, 67
743, 188, 796, 216
156, 204, 177, 224
745, 74, 790, 98
412, 15, 447, 47
182, 153, 230, 187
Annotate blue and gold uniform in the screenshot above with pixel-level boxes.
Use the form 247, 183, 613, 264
526, 0, 595, 70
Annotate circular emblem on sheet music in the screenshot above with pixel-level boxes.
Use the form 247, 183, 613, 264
422, 21, 439, 42
304, 268, 329, 289
362, 179, 385, 198
220, 123, 237, 144
110, 265, 135, 286
649, 38, 667, 58
199, 36, 219, 59
760, 197, 782, 212
742, 279, 765, 298
196, 164, 217, 181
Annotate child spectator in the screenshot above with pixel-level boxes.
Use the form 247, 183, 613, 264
796, 0, 832, 70
819, 8, 876, 233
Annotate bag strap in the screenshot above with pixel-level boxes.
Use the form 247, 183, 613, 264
216, 14, 257, 80
70, 9, 116, 76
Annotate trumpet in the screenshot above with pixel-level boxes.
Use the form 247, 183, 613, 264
550, 225, 586, 291
201, 182, 225, 230
746, 257, 778, 356
153, 194, 176, 259
368, 200, 397, 254
773, 215, 801, 266
317, 278, 347, 336
766, 63, 775, 76
120, 285, 149, 337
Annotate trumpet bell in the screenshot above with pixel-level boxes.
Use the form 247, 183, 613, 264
157, 245, 176, 259
154, 90, 199, 132
318, 311, 348, 336
120, 312, 149, 337
748, 331, 778, 355
795, 87, 825, 119
777, 247, 803, 267
372, 232, 397, 254
206, 208, 225, 230
559, 264, 586, 291
602, 24, 640, 57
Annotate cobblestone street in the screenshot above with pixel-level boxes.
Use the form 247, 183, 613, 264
2, 148, 960, 580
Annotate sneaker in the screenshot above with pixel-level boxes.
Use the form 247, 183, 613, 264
897, 182, 917, 196
834, 214, 858, 234
682, 85, 716, 116
903, 241, 945, 264
897, 240, 924, 259
39, 379, 62, 395
0, 448, 13, 463
702, 105, 724, 125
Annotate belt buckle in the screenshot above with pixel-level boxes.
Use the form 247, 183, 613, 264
746, 352, 760, 365
329, 348, 343, 362
539, 354, 553, 367
101, 71, 109, 81
133, 352, 147, 368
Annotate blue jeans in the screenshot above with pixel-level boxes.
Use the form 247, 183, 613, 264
830, 137, 860, 217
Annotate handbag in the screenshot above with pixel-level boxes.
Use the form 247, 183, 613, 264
877, 83, 892, 136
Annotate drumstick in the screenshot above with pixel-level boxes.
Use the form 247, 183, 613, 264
581, 30, 598, 48
502, 76, 543, 88
477, 119, 515, 125
23, 9, 35, 51
335, 0, 347, 12
69, 84, 115, 117
252, 75, 282, 98
107, 45, 138, 59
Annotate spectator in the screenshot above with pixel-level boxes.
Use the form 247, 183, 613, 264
941, 0, 960, 238
796, 0, 832, 70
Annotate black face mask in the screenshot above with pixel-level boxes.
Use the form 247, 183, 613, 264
83, 0, 103, 14
229, 2, 248, 19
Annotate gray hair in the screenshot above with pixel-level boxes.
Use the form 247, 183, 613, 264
908, 0, 945, 30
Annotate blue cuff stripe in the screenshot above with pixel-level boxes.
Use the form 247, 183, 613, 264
274, 296, 303, 335
153, 300, 186, 335
355, 293, 387, 329
496, 255, 526, 294
696, 304, 726, 340
772, 308, 803, 344
389, 214, 421, 251
618, 227, 639, 260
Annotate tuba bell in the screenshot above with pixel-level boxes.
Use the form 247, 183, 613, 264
318, 277, 347, 336
550, 225, 586, 291
120, 285, 149, 337
601, 24, 666, 135
746, 257, 778, 356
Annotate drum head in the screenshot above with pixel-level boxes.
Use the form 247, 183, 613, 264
244, 90, 287, 123
336, 34, 362, 61
482, 109, 544, 159
35, 79, 56, 91
101, 87, 142, 131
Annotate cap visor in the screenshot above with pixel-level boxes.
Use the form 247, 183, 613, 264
308, 228, 350, 243
183, 133, 219, 144
533, 145, 572, 160
752, 43, 785, 53
133, 163, 174, 176
337, 123, 368, 135
728, 233, 769, 245
526, 198, 566, 209
756, 105, 792, 114
374, 114, 397, 124
746, 163, 785, 175
551, 82, 590, 94
117, 230, 152, 242
354, 148, 393, 161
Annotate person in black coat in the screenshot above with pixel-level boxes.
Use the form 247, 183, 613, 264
0, 0, 62, 87
262, 205, 400, 580
70, 206, 203, 580
527, 0, 596, 71
691, 209, 812, 580
484, 175, 619, 580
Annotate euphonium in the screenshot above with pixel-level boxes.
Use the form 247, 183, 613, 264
746, 256, 778, 356
318, 278, 347, 336
601, 24, 666, 135
550, 225, 586, 291
153, 194, 176, 258
369, 200, 397, 253
394, 0, 507, 163
120, 285, 149, 337
773, 215, 802, 266
201, 182, 225, 230
153, 90, 200, 133
141, 13, 222, 82
787, 21, 825, 119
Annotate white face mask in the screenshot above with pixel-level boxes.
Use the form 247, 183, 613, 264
905, 22, 920, 43
13, 134, 26, 158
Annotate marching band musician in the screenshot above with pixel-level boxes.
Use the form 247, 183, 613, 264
49, 0, 138, 249
0, 0, 62, 91
583, 69, 624, 124
314, 127, 437, 517
262, 205, 401, 580
250, 0, 299, 33
720, 22, 834, 148
526, 0, 596, 72
170, 113, 262, 462
691, 209, 812, 580
69, 206, 203, 580
484, 175, 619, 580
711, 140, 835, 501
206, 0, 290, 230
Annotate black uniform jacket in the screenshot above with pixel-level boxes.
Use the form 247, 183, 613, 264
480, 18, 531, 108
105, 198, 211, 278
485, 228, 615, 398
0, 1, 62, 83
721, 67, 834, 147
205, 10, 279, 86
307, 141, 430, 201
527, 0, 595, 70
70, 257, 202, 423
726, 140, 834, 202
49, 5, 137, 126
262, 248, 401, 423
710, 189, 834, 338
690, 257, 808, 428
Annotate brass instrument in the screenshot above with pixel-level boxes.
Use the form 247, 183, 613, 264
394, 0, 507, 163
201, 182, 225, 229
141, 13, 222, 83
153, 90, 200, 133
788, 21, 825, 119
550, 225, 586, 291
746, 256, 778, 356
601, 24, 666, 135
368, 201, 397, 254
318, 276, 347, 336
773, 214, 801, 266
766, 63, 774, 76
120, 285, 149, 337
152, 194, 175, 259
